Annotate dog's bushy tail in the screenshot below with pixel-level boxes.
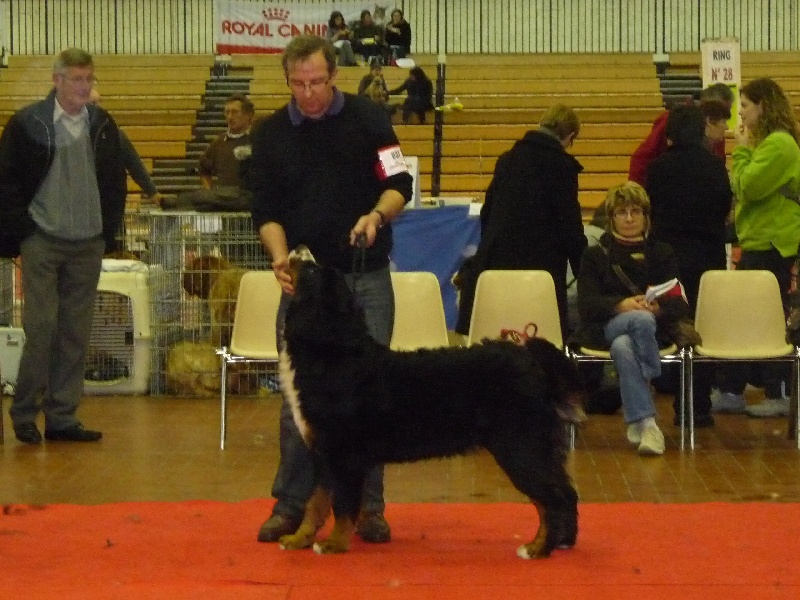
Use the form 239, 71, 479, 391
524, 337, 587, 425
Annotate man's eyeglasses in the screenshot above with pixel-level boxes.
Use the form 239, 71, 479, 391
58, 74, 98, 86
613, 207, 645, 218
287, 77, 331, 93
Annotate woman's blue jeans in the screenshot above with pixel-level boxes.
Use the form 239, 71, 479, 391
604, 310, 661, 424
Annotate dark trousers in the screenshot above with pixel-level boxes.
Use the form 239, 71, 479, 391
10, 230, 104, 430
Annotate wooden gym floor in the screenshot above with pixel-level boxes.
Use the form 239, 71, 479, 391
1, 390, 800, 507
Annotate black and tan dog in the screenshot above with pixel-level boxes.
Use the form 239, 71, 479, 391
279, 247, 585, 558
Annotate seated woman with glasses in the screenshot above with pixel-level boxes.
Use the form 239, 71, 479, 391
574, 182, 691, 456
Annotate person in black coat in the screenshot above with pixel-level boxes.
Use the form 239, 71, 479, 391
646, 103, 733, 308
646, 102, 733, 425
384, 9, 412, 59
388, 67, 433, 124
0, 48, 127, 444
455, 104, 586, 338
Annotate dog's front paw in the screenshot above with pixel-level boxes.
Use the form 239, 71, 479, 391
516, 540, 552, 559
312, 536, 350, 554
278, 532, 315, 550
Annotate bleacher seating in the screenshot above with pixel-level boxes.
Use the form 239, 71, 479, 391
4, 50, 746, 214
667, 51, 800, 100
430, 53, 663, 210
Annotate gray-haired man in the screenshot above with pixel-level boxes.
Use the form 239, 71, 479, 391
0, 48, 127, 444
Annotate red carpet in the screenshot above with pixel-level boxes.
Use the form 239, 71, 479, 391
2, 500, 799, 599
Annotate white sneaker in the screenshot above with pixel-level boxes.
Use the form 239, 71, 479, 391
637, 425, 665, 456
626, 422, 642, 445
710, 389, 747, 414
745, 397, 790, 418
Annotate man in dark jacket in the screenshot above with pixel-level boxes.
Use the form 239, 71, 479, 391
0, 48, 127, 444
250, 35, 413, 546
455, 104, 586, 338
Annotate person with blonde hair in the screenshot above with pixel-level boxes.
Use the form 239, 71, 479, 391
455, 104, 585, 337
575, 182, 691, 455
714, 78, 800, 417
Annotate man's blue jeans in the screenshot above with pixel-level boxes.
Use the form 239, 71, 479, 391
269, 267, 394, 519
604, 310, 661, 424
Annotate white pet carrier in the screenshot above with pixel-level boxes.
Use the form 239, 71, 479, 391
84, 268, 151, 395
0, 327, 25, 394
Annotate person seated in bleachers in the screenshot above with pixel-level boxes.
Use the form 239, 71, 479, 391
89, 89, 162, 207
358, 58, 395, 116
352, 9, 385, 64
384, 9, 412, 60
628, 82, 734, 185
575, 182, 692, 456
388, 66, 434, 124
175, 93, 254, 212
645, 103, 733, 428
169, 93, 261, 268
326, 10, 357, 67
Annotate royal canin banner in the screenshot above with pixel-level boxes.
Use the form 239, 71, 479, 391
214, 1, 382, 54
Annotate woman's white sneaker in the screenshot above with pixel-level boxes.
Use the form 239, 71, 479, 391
710, 389, 747, 414
637, 425, 665, 456
744, 397, 790, 418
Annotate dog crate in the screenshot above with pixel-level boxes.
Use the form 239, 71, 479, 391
0, 259, 23, 395
0, 255, 154, 395
146, 211, 272, 395
84, 268, 152, 395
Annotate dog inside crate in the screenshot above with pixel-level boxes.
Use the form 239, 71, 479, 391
146, 212, 273, 396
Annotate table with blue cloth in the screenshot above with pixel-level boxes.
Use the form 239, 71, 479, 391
390, 205, 481, 330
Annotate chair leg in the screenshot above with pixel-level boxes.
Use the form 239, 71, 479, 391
684, 348, 695, 451
791, 350, 800, 448
565, 422, 575, 451
220, 352, 229, 450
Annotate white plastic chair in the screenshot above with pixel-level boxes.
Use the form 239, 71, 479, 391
466, 270, 563, 348
466, 270, 578, 447
390, 271, 450, 350
688, 269, 800, 449
217, 271, 282, 449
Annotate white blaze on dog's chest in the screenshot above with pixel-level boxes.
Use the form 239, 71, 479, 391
279, 348, 311, 443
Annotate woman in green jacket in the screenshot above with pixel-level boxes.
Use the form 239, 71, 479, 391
714, 78, 800, 418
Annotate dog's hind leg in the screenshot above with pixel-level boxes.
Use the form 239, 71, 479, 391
487, 436, 577, 559
279, 485, 331, 550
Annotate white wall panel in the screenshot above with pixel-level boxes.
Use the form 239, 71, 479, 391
0, 0, 797, 56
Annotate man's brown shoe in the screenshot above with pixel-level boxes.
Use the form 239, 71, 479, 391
257, 514, 300, 543
356, 512, 391, 543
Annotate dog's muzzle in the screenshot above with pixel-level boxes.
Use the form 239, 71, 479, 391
287, 245, 316, 285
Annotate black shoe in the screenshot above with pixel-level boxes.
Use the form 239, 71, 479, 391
356, 512, 391, 543
257, 514, 300, 543
44, 424, 103, 442
673, 413, 715, 428
14, 423, 43, 444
